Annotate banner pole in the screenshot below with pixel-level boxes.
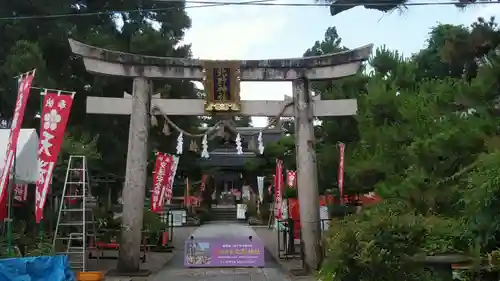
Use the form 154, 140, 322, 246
38, 90, 44, 239
7, 75, 23, 255
6, 146, 16, 256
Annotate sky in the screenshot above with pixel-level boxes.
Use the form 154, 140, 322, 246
182, 0, 500, 127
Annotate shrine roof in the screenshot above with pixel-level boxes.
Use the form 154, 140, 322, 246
199, 151, 254, 168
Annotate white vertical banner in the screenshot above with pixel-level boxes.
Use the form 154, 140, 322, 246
257, 176, 264, 203
242, 185, 250, 200
165, 156, 179, 205
281, 200, 288, 219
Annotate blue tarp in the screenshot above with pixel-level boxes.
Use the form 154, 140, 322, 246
0, 255, 75, 281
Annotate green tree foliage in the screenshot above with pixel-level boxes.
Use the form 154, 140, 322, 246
0, 0, 202, 197
250, 27, 368, 195
317, 17, 500, 281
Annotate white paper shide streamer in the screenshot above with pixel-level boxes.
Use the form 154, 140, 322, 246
235, 133, 243, 155
257, 131, 264, 155
176, 132, 183, 154
257, 176, 264, 203
201, 134, 210, 159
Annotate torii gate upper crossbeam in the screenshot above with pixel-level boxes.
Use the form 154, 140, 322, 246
68, 39, 372, 80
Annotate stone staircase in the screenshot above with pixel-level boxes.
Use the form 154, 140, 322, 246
210, 205, 238, 221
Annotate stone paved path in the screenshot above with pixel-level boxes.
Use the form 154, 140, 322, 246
149, 222, 292, 281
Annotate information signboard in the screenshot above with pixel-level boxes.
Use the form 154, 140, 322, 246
184, 238, 265, 267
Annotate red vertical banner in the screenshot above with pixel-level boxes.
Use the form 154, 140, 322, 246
338, 142, 345, 203
200, 174, 207, 193
274, 159, 284, 219
0, 184, 6, 220
151, 153, 173, 213
35, 91, 74, 223
199, 174, 207, 203
158, 154, 175, 211
0, 70, 36, 208
185, 178, 190, 207
286, 170, 296, 188
288, 198, 301, 239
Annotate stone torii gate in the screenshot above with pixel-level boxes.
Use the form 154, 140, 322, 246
68, 39, 372, 272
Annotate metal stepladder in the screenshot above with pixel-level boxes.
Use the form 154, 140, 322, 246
52, 155, 97, 272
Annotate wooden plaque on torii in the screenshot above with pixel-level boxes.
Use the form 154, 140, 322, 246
202, 61, 241, 113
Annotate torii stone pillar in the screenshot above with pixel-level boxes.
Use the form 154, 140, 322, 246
293, 77, 322, 270
68, 39, 372, 272
120, 77, 150, 272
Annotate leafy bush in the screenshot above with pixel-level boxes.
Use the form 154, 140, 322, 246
320, 200, 470, 281
321, 211, 426, 281
0, 227, 53, 258
423, 216, 471, 255
460, 150, 500, 254
143, 208, 167, 233
328, 204, 357, 218
283, 188, 297, 199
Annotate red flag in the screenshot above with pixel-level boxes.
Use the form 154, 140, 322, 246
231, 188, 240, 197
200, 174, 207, 192
151, 153, 173, 213
286, 170, 296, 188
0, 70, 35, 208
338, 142, 345, 203
185, 178, 190, 207
360, 192, 382, 205
35, 92, 74, 223
274, 159, 284, 219
0, 178, 8, 220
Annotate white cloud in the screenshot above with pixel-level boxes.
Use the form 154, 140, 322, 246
184, 0, 288, 59
184, 17, 286, 59
241, 82, 292, 126
473, 3, 500, 19
184, 1, 292, 126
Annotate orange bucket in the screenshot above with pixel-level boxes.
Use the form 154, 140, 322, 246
77, 271, 103, 281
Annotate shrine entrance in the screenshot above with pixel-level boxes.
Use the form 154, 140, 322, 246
215, 180, 237, 206
199, 124, 282, 209
69, 38, 372, 272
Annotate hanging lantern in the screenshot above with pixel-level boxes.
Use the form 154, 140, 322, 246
216, 125, 225, 138
248, 137, 256, 150
276, 118, 282, 129
189, 139, 199, 153
150, 115, 158, 127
